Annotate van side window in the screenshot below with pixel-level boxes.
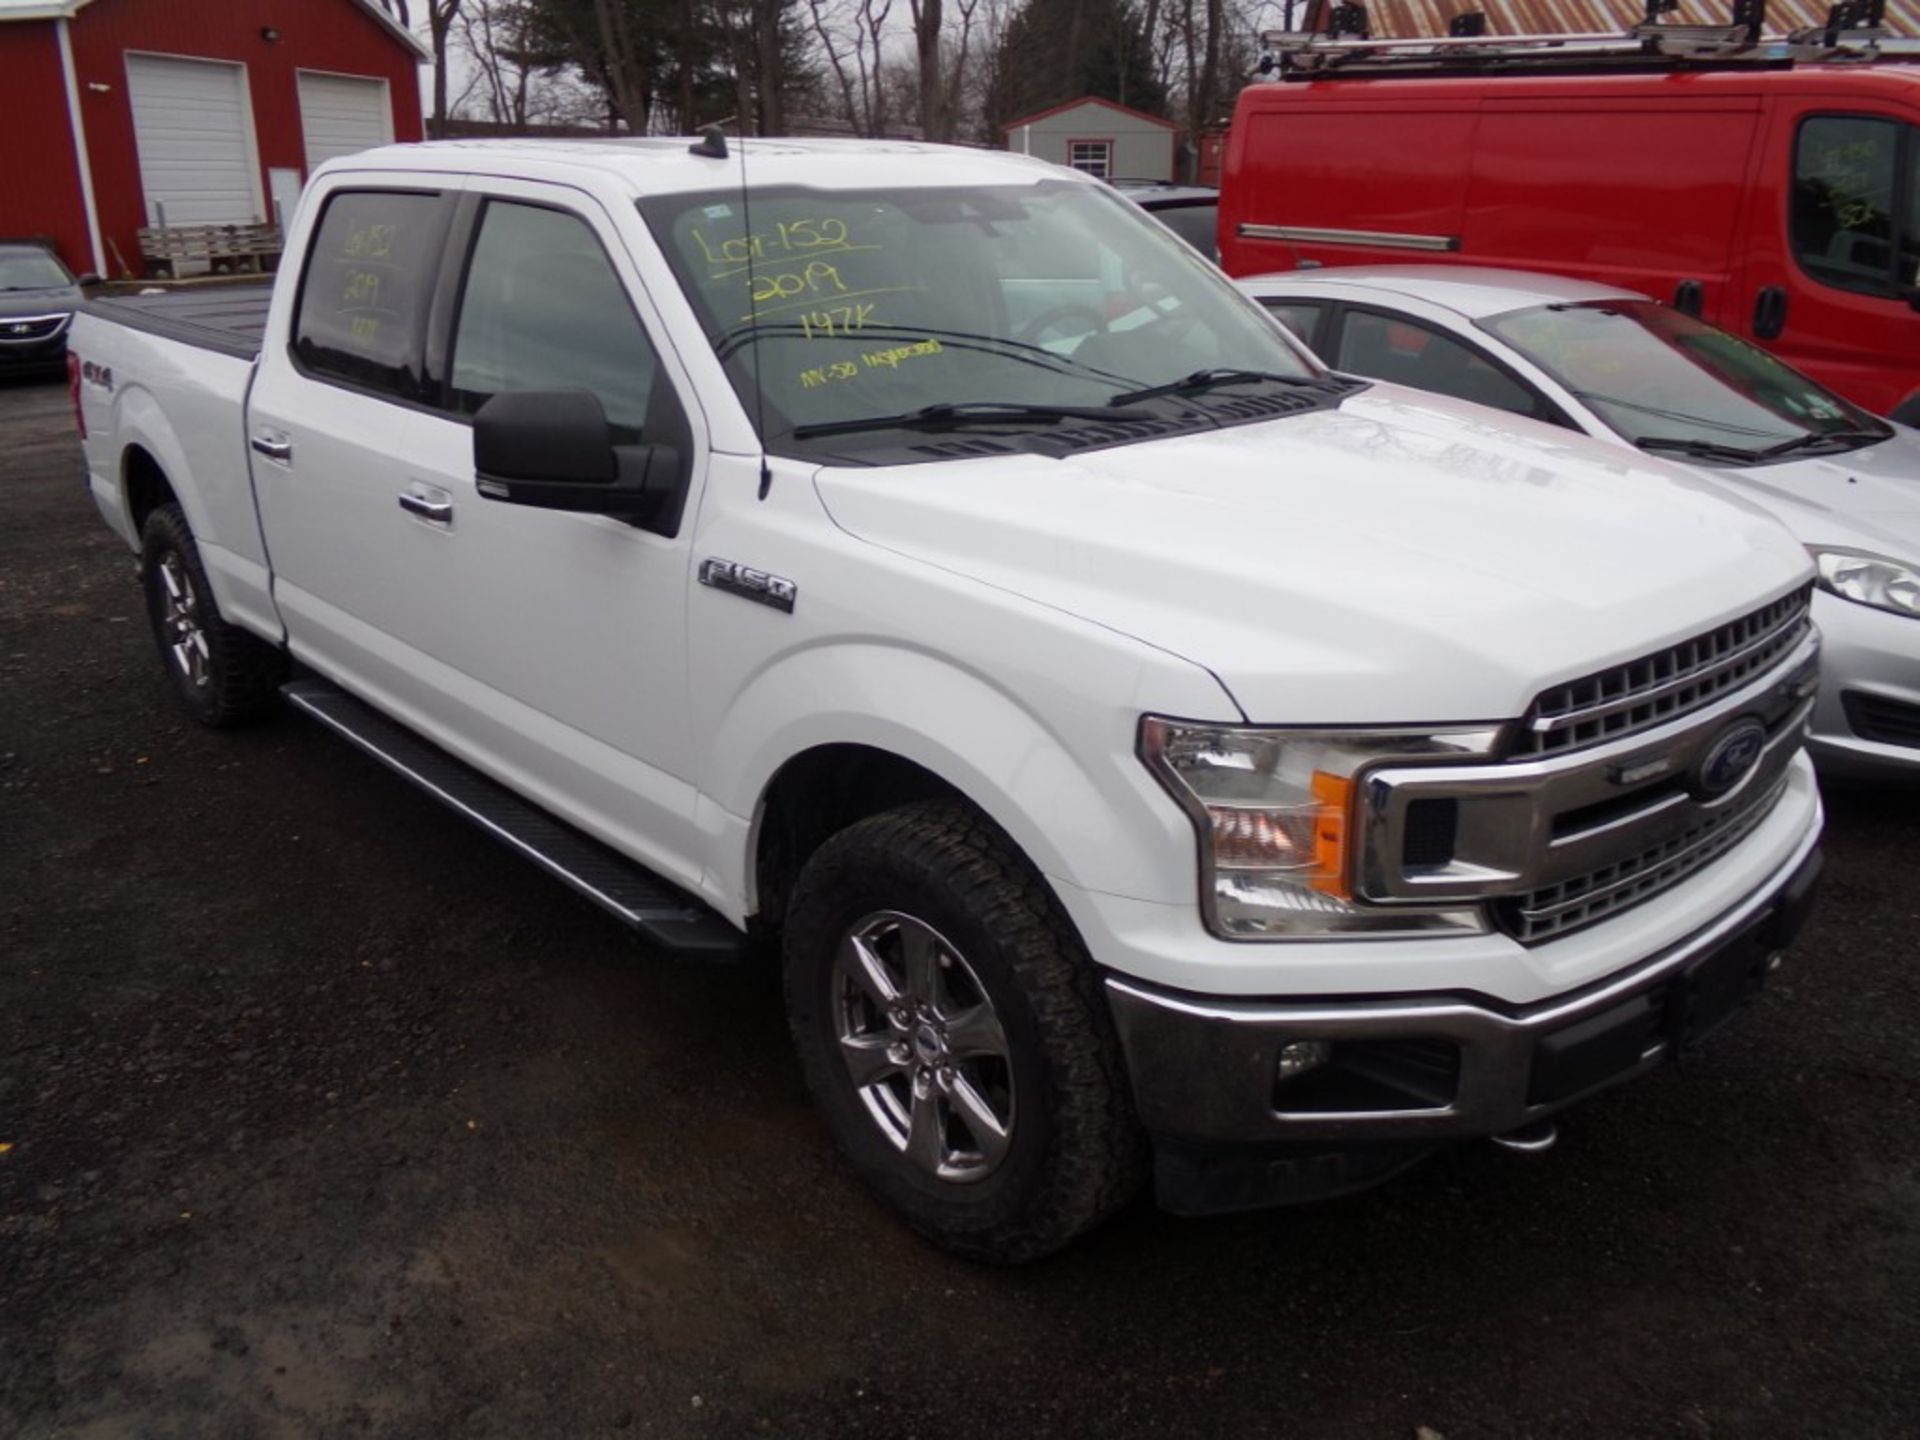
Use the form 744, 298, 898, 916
1792, 116, 1917, 298
1335, 310, 1542, 420
450, 201, 658, 441
293, 190, 450, 402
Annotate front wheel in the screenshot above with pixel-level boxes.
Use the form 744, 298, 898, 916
783, 801, 1145, 1262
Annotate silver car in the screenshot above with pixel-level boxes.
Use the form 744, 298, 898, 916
1239, 264, 1920, 779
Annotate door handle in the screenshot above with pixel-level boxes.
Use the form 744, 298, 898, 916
1753, 285, 1789, 340
398, 492, 453, 525
250, 434, 293, 462
1673, 279, 1704, 317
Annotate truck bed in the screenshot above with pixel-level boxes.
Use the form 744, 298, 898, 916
83, 283, 272, 361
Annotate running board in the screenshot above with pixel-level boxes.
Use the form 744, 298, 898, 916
283, 679, 745, 960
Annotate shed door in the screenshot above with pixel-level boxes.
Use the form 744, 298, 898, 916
298, 73, 394, 170
125, 54, 261, 226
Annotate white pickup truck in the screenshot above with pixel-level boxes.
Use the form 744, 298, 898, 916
73, 137, 1825, 1261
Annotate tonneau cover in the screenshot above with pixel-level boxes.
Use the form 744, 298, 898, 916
83, 284, 273, 361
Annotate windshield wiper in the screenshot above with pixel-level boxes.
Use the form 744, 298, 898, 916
791, 400, 1158, 440
1108, 368, 1320, 406
1634, 436, 1771, 464
1750, 427, 1890, 460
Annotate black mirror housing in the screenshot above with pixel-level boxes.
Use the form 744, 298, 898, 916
74, 272, 103, 288
474, 389, 616, 484
473, 389, 678, 523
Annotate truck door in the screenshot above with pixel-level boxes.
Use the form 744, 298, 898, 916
1732, 98, 1920, 420
248, 176, 709, 878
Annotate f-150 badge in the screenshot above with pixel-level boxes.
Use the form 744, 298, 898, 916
700, 558, 796, 614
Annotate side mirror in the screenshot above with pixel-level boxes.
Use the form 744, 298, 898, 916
472, 389, 678, 521
74, 272, 103, 288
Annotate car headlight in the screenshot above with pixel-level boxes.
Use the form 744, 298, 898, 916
1139, 718, 1497, 940
1813, 549, 1920, 618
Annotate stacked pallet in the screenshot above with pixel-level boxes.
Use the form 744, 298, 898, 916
137, 223, 284, 279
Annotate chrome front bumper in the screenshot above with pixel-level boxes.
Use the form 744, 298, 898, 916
1106, 820, 1822, 1149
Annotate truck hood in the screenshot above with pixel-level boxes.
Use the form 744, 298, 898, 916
1721, 426, 1920, 563
812, 386, 1814, 723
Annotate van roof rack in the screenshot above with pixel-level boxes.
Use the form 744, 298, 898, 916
1256, 0, 1919, 79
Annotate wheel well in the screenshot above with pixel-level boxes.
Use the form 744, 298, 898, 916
753, 745, 965, 930
123, 445, 176, 541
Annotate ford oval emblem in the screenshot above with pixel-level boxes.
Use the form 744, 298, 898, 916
1694, 718, 1767, 798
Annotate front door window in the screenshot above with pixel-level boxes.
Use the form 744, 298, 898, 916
1791, 115, 1919, 298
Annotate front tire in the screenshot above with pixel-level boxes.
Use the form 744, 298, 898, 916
139, 503, 284, 727
783, 800, 1145, 1262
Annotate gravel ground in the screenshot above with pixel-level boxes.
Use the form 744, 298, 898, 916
2, 374, 1917, 1440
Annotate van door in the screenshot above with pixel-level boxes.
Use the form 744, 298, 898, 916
1733, 98, 1920, 420
1468, 97, 1761, 314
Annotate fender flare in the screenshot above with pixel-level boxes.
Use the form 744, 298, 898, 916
112, 384, 216, 547
706, 641, 1195, 915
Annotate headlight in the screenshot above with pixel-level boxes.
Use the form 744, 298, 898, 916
1139, 718, 1497, 940
1813, 549, 1920, 618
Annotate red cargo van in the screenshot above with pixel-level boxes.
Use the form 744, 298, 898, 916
1220, 43, 1920, 422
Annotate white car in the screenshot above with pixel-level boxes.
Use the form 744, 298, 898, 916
1239, 266, 1920, 779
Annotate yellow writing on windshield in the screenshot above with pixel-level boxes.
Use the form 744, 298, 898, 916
797, 337, 943, 390
750, 260, 847, 307
799, 303, 875, 338
693, 216, 881, 277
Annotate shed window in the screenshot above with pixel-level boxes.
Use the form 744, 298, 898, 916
1068, 141, 1113, 178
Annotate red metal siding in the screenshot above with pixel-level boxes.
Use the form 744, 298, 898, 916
69, 0, 424, 277
0, 23, 93, 274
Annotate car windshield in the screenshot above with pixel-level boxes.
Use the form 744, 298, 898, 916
639, 179, 1319, 454
1481, 299, 1888, 457
0, 247, 73, 290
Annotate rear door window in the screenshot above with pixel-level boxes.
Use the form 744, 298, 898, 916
1334, 309, 1546, 420
1257, 297, 1329, 354
449, 200, 659, 441
1791, 115, 1918, 297
293, 189, 451, 402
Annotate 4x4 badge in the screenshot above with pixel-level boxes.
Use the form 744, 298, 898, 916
699, 558, 796, 614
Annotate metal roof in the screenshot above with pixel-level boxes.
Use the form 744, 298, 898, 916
1356, 0, 1919, 37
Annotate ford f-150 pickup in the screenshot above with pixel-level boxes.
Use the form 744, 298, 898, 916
72, 136, 1824, 1261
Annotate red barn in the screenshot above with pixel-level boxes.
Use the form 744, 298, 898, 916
0, 0, 425, 279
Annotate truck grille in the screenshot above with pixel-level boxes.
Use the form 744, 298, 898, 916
1495, 774, 1788, 945
1513, 585, 1813, 759
0, 313, 70, 343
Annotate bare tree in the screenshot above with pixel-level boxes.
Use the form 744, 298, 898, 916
803, 0, 896, 134
909, 0, 946, 139
426, 0, 466, 129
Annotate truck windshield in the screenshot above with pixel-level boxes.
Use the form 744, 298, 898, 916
639, 179, 1319, 454
1481, 300, 1890, 461
0, 247, 73, 291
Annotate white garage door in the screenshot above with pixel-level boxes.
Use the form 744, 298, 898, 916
298, 72, 393, 170
125, 54, 261, 227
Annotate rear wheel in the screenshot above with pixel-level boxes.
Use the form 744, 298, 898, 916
139, 503, 284, 727
783, 800, 1145, 1262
